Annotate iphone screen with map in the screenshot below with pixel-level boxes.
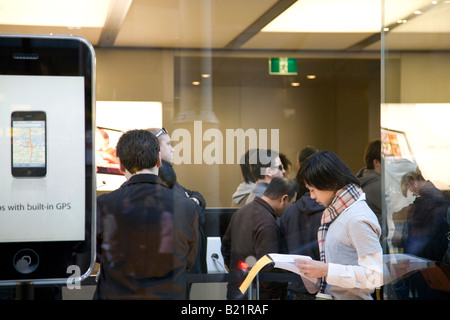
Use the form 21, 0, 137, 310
11, 111, 47, 177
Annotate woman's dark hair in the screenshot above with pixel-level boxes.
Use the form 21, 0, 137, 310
279, 153, 291, 171
298, 150, 360, 191
240, 149, 256, 184
116, 129, 160, 174
263, 177, 298, 201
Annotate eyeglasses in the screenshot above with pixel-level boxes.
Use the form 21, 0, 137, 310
271, 164, 285, 171
155, 128, 168, 138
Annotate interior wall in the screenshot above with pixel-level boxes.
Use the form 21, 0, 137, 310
95, 48, 175, 124
172, 57, 380, 207
95, 49, 380, 207
400, 52, 450, 103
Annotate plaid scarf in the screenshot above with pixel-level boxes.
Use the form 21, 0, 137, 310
317, 183, 363, 293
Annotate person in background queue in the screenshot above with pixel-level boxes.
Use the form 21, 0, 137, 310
222, 177, 298, 300
231, 149, 256, 207
356, 139, 382, 226
95, 129, 198, 299
245, 149, 285, 204
149, 127, 207, 273
294, 146, 319, 200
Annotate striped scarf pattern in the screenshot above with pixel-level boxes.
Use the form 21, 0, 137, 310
317, 183, 363, 293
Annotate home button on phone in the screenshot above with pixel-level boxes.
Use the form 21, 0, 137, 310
13, 249, 39, 274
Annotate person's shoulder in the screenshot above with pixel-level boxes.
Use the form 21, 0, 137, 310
231, 200, 261, 220
172, 193, 198, 215
97, 188, 120, 203
347, 200, 376, 218
345, 201, 381, 231
173, 192, 194, 206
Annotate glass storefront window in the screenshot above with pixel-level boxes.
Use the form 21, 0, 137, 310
382, 0, 450, 299
2, 0, 449, 301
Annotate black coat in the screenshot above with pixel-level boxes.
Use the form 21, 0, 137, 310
404, 181, 450, 261
279, 192, 324, 260
94, 174, 198, 300
279, 192, 323, 296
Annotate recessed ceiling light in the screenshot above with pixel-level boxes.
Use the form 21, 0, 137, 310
290, 82, 300, 87
262, 0, 381, 33
306, 75, 317, 80
201, 74, 211, 78
192, 81, 200, 86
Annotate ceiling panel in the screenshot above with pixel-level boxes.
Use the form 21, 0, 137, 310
241, 32, 375, 51
378, 33, 450, 51
383, 0, 436, 25
0, 0, 449, 52
114, 0, 279, 48
392, 3, 450, 33
366, 2, 450, 51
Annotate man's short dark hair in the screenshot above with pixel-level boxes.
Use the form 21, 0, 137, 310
298, 150, 360, 191
116, 129, 160, 174
400, 168, 425, 197
263, 177, 298, 201
239, 149, 256, 184
364, 139, 381, 169
297, 146, 318, 165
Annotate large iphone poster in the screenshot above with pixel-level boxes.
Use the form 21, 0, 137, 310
0, 75, 85, 242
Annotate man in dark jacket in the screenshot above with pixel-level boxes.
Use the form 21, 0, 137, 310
221, 177, 297, 300
397, 169, 450, 299
149, 127, 207, 273
94, 130, 198, 300
279, 192, 324, 299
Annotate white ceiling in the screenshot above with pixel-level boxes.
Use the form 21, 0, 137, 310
1, 0, 450, 52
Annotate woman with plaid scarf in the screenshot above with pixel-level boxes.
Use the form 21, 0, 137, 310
294, 150, 382, 300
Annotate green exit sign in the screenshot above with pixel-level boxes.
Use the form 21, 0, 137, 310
269, 57, 297, 75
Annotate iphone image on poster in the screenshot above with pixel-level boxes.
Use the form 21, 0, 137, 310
11, 111, 47, 177
0, 35, 95, 285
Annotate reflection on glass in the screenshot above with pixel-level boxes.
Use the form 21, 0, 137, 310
382, 0, 450, 300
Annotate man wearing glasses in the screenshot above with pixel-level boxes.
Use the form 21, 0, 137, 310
149, 127, 207, 273
245, 149, 286, 205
